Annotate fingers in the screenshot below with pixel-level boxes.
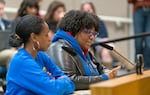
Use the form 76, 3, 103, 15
113, 66, 121, 71
57, 76, 65, 79
112, 66, 121, 73
47, 72, 55, 79
106, 71, 114, 79
106, 66, 121, 79
111, 66, 121, 76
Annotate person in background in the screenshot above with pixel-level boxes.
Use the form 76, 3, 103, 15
0, 0, 12, 31
80, 1, 113, 68
128, 0, 150, 68
37, 0, 43, 18
0, 0, 12, 81
48, 10, 120, 90
0, 46, 18, 79
11, 0, 39, 34
5, 15, 75, 95
44, 0, 65, 40
1, 0, 40, 78
0, 44, 19, 93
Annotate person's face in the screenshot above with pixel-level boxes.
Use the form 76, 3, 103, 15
53, 7, 65, 22
0, 3, 5, 18
26, 7, 38, 15
75, 27, 98, 50
35, 23, 50, 51
48, 30, 54, 41
38, 0, 42, 9
82, 3, 94, 13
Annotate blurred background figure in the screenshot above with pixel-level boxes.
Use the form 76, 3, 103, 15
11, 0, 39, 34
0, 0, 12, 31
128, 0, 150, 68
0, 0, 40, 88
0, 0, 12, 81
80, 1, 114, 69
0, 39, 20, 79
37, 0, 43, 18
44, 0, 65, 40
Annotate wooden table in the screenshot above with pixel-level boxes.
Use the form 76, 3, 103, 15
90, 70, 150, 95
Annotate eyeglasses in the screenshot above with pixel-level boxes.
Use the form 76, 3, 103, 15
84, 29, 99, 38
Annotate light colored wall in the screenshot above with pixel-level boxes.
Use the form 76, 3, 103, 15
4, 0, 133, 62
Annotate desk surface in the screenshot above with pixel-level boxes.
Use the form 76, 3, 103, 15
71, 90, 91, 95
91, 70, 150, 87
90, 70, 150, 95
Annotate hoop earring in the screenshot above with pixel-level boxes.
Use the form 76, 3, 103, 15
33, 41, 40, 51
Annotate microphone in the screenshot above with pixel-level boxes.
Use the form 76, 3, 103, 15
136, 54, 144, 74
97, 43, 135, 70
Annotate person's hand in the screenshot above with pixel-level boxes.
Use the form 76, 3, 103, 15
47, 72, 55, 79
57, 75, 67, 79
105, 66, 121, 79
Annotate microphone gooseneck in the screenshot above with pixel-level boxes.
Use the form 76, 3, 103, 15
94, 43, 135, 70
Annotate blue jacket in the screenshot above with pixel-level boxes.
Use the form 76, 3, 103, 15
5, 48, 75, 95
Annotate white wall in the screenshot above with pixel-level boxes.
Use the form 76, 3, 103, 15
4, 0, 134, 62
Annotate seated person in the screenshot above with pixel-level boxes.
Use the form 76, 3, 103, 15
48, 10, 120, 90
0, 47, 17, 78
0, 0, 12, 32
80, 1, 113, 68
44, 1, 66, 40
5, 15, 74, 95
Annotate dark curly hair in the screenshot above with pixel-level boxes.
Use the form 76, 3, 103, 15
57, 10, 100, 36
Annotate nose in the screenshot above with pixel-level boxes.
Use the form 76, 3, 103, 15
89, 34, 95, 40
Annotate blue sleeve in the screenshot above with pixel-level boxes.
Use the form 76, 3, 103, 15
41, 52, 65, 78
101, 74, 109, 80
97, 20, 108, 38
13, 59, 75, 95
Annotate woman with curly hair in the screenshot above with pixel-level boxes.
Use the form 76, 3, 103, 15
80, 1, 114, 68
48, 10, 120, 90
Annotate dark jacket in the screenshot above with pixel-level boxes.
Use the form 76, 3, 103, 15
48, 39, 106, 90
0, 19, 12, 31
11, 17, 21, 35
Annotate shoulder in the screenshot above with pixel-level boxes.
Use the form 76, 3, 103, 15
48, 39, 77, 58
11, 49, 32, 64
50, 39, 71, 49
37, 51, 56, 65
2, 18, 9, 23
37, 51, 50, 59
8, 49, 37, 74
2, 18, 12, 25
48, 39, 74, 54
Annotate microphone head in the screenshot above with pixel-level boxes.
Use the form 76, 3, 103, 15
99, 43, 114, 51
136, 54, 144, 74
